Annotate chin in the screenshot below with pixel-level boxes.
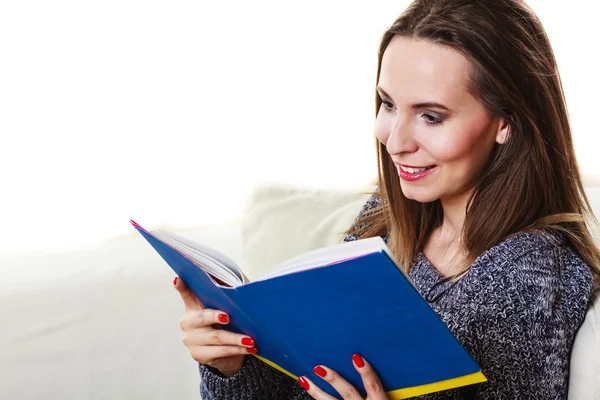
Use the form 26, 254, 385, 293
400, 185, 440, 203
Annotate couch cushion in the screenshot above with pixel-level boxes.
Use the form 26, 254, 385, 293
240, 183, 373, 280
571, 186, 600, 399
0, 223, 244, 400
569, 292, 600, 400
587, 187, 600, 245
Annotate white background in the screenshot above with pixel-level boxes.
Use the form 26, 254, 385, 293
1, 1, 598, 253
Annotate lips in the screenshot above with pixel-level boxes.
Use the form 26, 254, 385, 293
396, 164, 437, 181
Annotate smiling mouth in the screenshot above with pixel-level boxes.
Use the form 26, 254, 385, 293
396, 164, 438, 182
398, 165, 436, 174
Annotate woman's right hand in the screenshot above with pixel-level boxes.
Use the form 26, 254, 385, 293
174, 276, 257, 377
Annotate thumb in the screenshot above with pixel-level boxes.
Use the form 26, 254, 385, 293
173, 276, 204, 310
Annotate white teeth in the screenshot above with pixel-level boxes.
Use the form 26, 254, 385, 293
400, 166, 430, 174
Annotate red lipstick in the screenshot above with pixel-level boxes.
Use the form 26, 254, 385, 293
397, 164, 437, 181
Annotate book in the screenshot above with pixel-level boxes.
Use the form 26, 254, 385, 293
131, 220, 486, 399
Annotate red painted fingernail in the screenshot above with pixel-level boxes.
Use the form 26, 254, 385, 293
298, 376, 310, 390
218, 314, 228, 323
313, 365, 327, 378
173, 277, 178, 286
241, 337, 255, 346
352, 354, 365, 368
246, 347, 258, 354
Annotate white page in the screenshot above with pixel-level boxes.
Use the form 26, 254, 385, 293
260, 236, 396, 281
153, 230, 243, 287
151, 230, 396, 287
156, 229, 248, 284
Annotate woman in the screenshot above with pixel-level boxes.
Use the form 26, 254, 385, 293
175, 0, 599, 398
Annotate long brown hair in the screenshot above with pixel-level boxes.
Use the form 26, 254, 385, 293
347, 0, 600, 285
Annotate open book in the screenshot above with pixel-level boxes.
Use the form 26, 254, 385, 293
131, 220, 486, 399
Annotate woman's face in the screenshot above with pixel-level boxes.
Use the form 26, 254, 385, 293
375, 36, 508, 204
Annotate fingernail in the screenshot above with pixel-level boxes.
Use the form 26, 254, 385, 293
246, 348, 258, 354
298, 376, 310, 390
218, 313, 228, 323
352, 354, 365, 368
241, 337, 255, 346
313, 365, 327, 378
173, 277, 178, 286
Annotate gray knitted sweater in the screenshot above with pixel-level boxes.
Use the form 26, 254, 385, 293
199, 195, 594, 399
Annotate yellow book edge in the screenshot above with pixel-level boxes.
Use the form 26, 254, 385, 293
253, 354, 487, 399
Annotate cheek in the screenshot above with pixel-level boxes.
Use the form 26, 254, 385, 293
427, 135, 472, 161
425, 120, 494, 163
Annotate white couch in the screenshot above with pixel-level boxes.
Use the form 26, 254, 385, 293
1, 183, 598, 399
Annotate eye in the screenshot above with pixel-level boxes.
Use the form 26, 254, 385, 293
422, 113, 443, 126
381, 100, 394, 111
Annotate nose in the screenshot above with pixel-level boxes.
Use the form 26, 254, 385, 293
385, 119, 418, 156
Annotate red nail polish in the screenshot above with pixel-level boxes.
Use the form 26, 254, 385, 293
352, 354, 365, 368
218, 314, 228, 323
313, 366, 327, 378
241, 337, 255, 346
173, 277, 178, 286
246, 347, 258, 354
298, 376, 310, 390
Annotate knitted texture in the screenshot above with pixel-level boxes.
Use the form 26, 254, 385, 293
199, 194, 593, 399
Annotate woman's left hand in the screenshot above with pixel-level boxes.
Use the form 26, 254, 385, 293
298, 354, 388, 400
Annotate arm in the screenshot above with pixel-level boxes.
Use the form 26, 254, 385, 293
471, 248, 592, 399
200, 356, 309, 400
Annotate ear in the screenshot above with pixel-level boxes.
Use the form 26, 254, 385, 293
495, 119, 510, 145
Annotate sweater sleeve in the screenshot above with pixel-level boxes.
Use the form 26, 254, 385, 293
199, 355, 309, 399
469, 248, 592, 399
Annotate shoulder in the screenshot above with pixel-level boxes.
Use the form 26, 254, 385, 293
483, 230, 591, 281
475, 231, 593, 326
343, 190, 385, 243
356, 189, 382, 216
458, 233, 593, 397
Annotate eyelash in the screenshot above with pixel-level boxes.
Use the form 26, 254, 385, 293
381, 100, 394, 111
422, 113, 444, 126
380, 100, 444, 126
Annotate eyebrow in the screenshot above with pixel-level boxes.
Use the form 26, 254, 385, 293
377, 86, 452, 112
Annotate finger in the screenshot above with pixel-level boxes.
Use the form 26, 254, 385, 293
173, 276, 204, 310
190, 345, 258, 364
352, 354, 386, 399
183, 328, 256, 348
297, 376, 337, 400
312, 365, 363, 400
180, 308, 232, 330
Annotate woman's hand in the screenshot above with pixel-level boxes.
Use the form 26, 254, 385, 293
173, 276, 257, 377
298, 354, 387, 400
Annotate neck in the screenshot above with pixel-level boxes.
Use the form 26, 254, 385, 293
438, 189, 473, 242
424, 190, 475, 278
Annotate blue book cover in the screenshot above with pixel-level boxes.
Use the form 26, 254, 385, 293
131, 221, 486, 399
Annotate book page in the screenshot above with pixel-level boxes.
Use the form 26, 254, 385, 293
260, 236, 399, 281
153, 230, 248, 286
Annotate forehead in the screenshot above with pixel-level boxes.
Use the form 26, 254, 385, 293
379, 36, 472, 101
